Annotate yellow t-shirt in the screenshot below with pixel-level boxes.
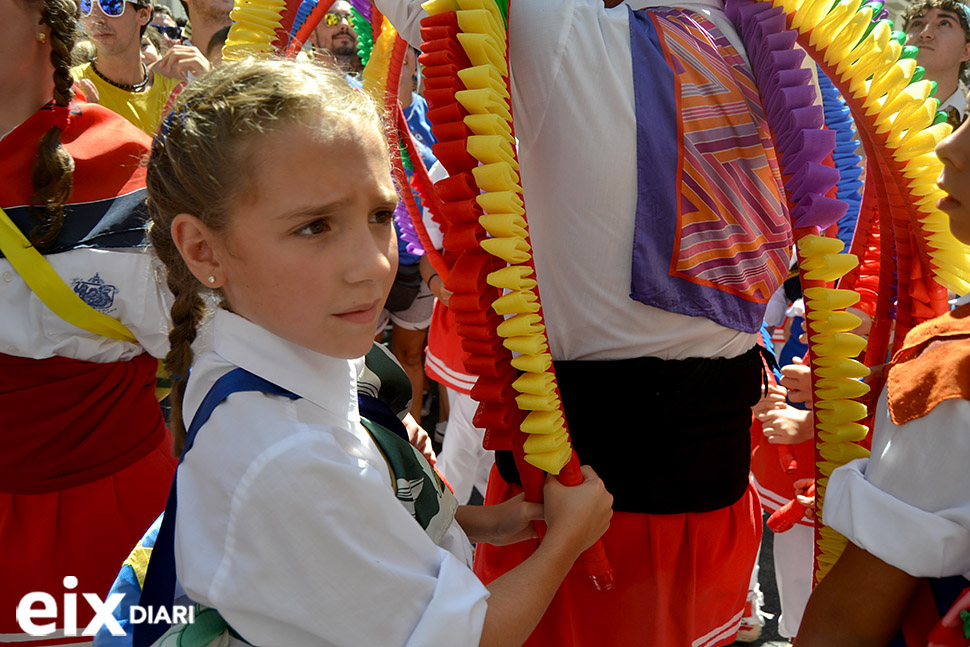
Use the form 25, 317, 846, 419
71, 62, 182, 136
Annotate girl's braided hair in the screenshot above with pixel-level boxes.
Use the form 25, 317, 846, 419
146, 57, 382, 450
29, 0, 79, 247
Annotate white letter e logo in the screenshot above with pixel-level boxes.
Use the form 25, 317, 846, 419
17, 593, 57, 636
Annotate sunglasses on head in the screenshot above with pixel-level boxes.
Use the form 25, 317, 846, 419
323, 11, 352, 26
79, 0, 135, 18
151, 24, 183, 39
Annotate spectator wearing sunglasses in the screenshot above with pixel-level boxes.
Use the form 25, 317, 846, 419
150, 4, 181, 54
177, 0, 232, 63
308, 0, 363, 76
72, 0, 209, 134
141, 27, 161, 65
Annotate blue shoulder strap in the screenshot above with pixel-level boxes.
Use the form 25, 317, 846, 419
134, 369, 298, 647
357, 393, 410, 442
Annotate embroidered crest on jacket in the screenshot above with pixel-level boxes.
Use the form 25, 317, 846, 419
72, 273, 118, 312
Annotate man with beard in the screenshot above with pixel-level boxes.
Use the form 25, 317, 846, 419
309, 0, 363, 76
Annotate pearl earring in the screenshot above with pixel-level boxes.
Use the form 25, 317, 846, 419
207, 276, 216, 285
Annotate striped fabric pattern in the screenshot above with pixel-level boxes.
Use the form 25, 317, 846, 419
653, 7, 790, 304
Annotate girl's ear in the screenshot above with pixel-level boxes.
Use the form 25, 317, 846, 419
171, 213, 225, 288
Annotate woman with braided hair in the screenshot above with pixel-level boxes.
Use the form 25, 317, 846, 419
0, 0, 176, 641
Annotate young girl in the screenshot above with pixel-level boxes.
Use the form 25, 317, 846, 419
0, 0, 175, 640
796, 111, 970, 645
145, 58, 612, 647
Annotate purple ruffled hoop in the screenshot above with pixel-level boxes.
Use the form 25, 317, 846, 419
726, 0, 849, 232
347, 0, 371, 21
393, 194, 426, 256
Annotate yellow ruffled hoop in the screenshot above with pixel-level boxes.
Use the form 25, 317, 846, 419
362, 18, 399, 104
222, 0, 287, 61
422, 0, 571, 474
797, 235, 870, 581
779, 0, 970, 294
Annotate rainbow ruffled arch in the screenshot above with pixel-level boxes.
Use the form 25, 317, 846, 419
351, 8, 447, 264
727, 0, 970, 582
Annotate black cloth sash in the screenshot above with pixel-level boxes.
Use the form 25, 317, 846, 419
496, 346, 765, 514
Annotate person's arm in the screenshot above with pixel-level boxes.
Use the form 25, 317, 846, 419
780, 354, 813, 406
759, 405, 813, 444
801, 392, 970, 646
419, 253, 451, 306
74, 78, 100, 103
455, 493, 541, 546
798, 541, 920, 647
402, 412, 436, 464
479, 526, 595, 647
476, 468, 612, 647
453, 468, 612, 646
752, 383, 787, 417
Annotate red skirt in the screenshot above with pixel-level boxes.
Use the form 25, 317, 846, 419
0, 434, 175, 639
474, 465, 763, 647
0, 432, 176, 646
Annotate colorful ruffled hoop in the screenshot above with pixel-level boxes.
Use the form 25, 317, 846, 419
728, 0, 970, 583
417, 0, 613, 590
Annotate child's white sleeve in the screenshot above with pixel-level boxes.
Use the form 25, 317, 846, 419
823, 386, 970, 580
372, 0, 427, 48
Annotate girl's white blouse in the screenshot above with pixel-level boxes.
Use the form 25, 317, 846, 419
175, 310, 489, 647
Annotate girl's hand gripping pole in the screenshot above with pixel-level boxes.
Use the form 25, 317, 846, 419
556, 451, 615, 591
